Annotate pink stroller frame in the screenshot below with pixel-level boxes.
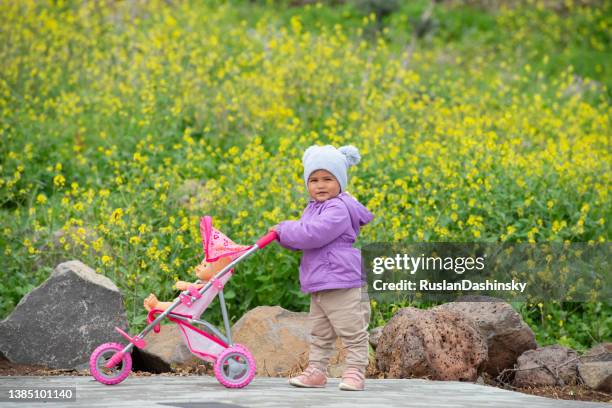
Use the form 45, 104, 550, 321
89, 216, 278, 388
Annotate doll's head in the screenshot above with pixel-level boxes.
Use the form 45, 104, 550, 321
195, 256, 232, 281
302, 145, 361, 201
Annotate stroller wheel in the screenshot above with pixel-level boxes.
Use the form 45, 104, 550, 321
89, 342, 132, 385
214, 345, 256, 388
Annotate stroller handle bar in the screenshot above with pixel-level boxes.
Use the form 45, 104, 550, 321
256, 230, 278, 248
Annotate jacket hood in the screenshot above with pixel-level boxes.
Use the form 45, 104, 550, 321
310, 192, 373, 235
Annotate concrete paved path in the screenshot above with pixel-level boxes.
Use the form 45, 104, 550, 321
0, 376, 608, 408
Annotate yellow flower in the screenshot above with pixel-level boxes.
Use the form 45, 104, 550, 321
109, 208, 124, 224
53, 175, 66, 187
36, 194, 47, 204
93, 238, 104, 252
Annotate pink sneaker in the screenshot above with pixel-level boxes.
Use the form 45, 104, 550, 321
288, 365, 327, 388
338, 367, 365, 391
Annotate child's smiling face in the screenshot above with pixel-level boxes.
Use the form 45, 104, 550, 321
308, 169, 340, 202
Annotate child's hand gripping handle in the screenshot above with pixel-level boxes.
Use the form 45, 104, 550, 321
256, 230, 278, 248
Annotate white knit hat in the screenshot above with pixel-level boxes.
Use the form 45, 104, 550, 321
302, 145, 361, 192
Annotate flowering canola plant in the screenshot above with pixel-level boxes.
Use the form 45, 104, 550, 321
0, 1, 609, 334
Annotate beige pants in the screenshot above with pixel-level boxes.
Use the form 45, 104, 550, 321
308, 286, 371, 373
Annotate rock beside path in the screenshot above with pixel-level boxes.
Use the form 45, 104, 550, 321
435, 295, 537, 375
0, 260, 127, 370
231, 305, 347, 377
376, 307, 488, 381
513, 345, 579, 387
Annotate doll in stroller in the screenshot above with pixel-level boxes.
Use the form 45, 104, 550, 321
89, 216, 278, 388
142, 255, 232, 312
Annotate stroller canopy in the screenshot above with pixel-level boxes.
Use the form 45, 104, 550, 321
199, 216, 253, 262
169, 216, 253, 320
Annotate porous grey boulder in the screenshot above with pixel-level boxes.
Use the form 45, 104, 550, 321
513, 344, 579, 387
369, 326, 383, 350
580, 342, 612, 363
577, 343, 612, 392
435, 296, 537, 375
376, 307, 488, 381
0, 260, 127, 369
578, 362, 612, 392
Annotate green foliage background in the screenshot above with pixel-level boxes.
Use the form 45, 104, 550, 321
1, 0, 610, 351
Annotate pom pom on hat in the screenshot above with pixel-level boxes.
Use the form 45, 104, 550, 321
338, 145, 361, 167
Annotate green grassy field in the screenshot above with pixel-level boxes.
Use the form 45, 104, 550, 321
1, 0, 610, 350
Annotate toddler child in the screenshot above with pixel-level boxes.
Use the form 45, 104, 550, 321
269, 144, 374, 391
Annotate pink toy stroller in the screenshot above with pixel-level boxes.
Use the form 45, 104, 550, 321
89, 216, 278, 388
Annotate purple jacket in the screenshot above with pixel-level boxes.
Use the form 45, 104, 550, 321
276, 192, 374, 293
